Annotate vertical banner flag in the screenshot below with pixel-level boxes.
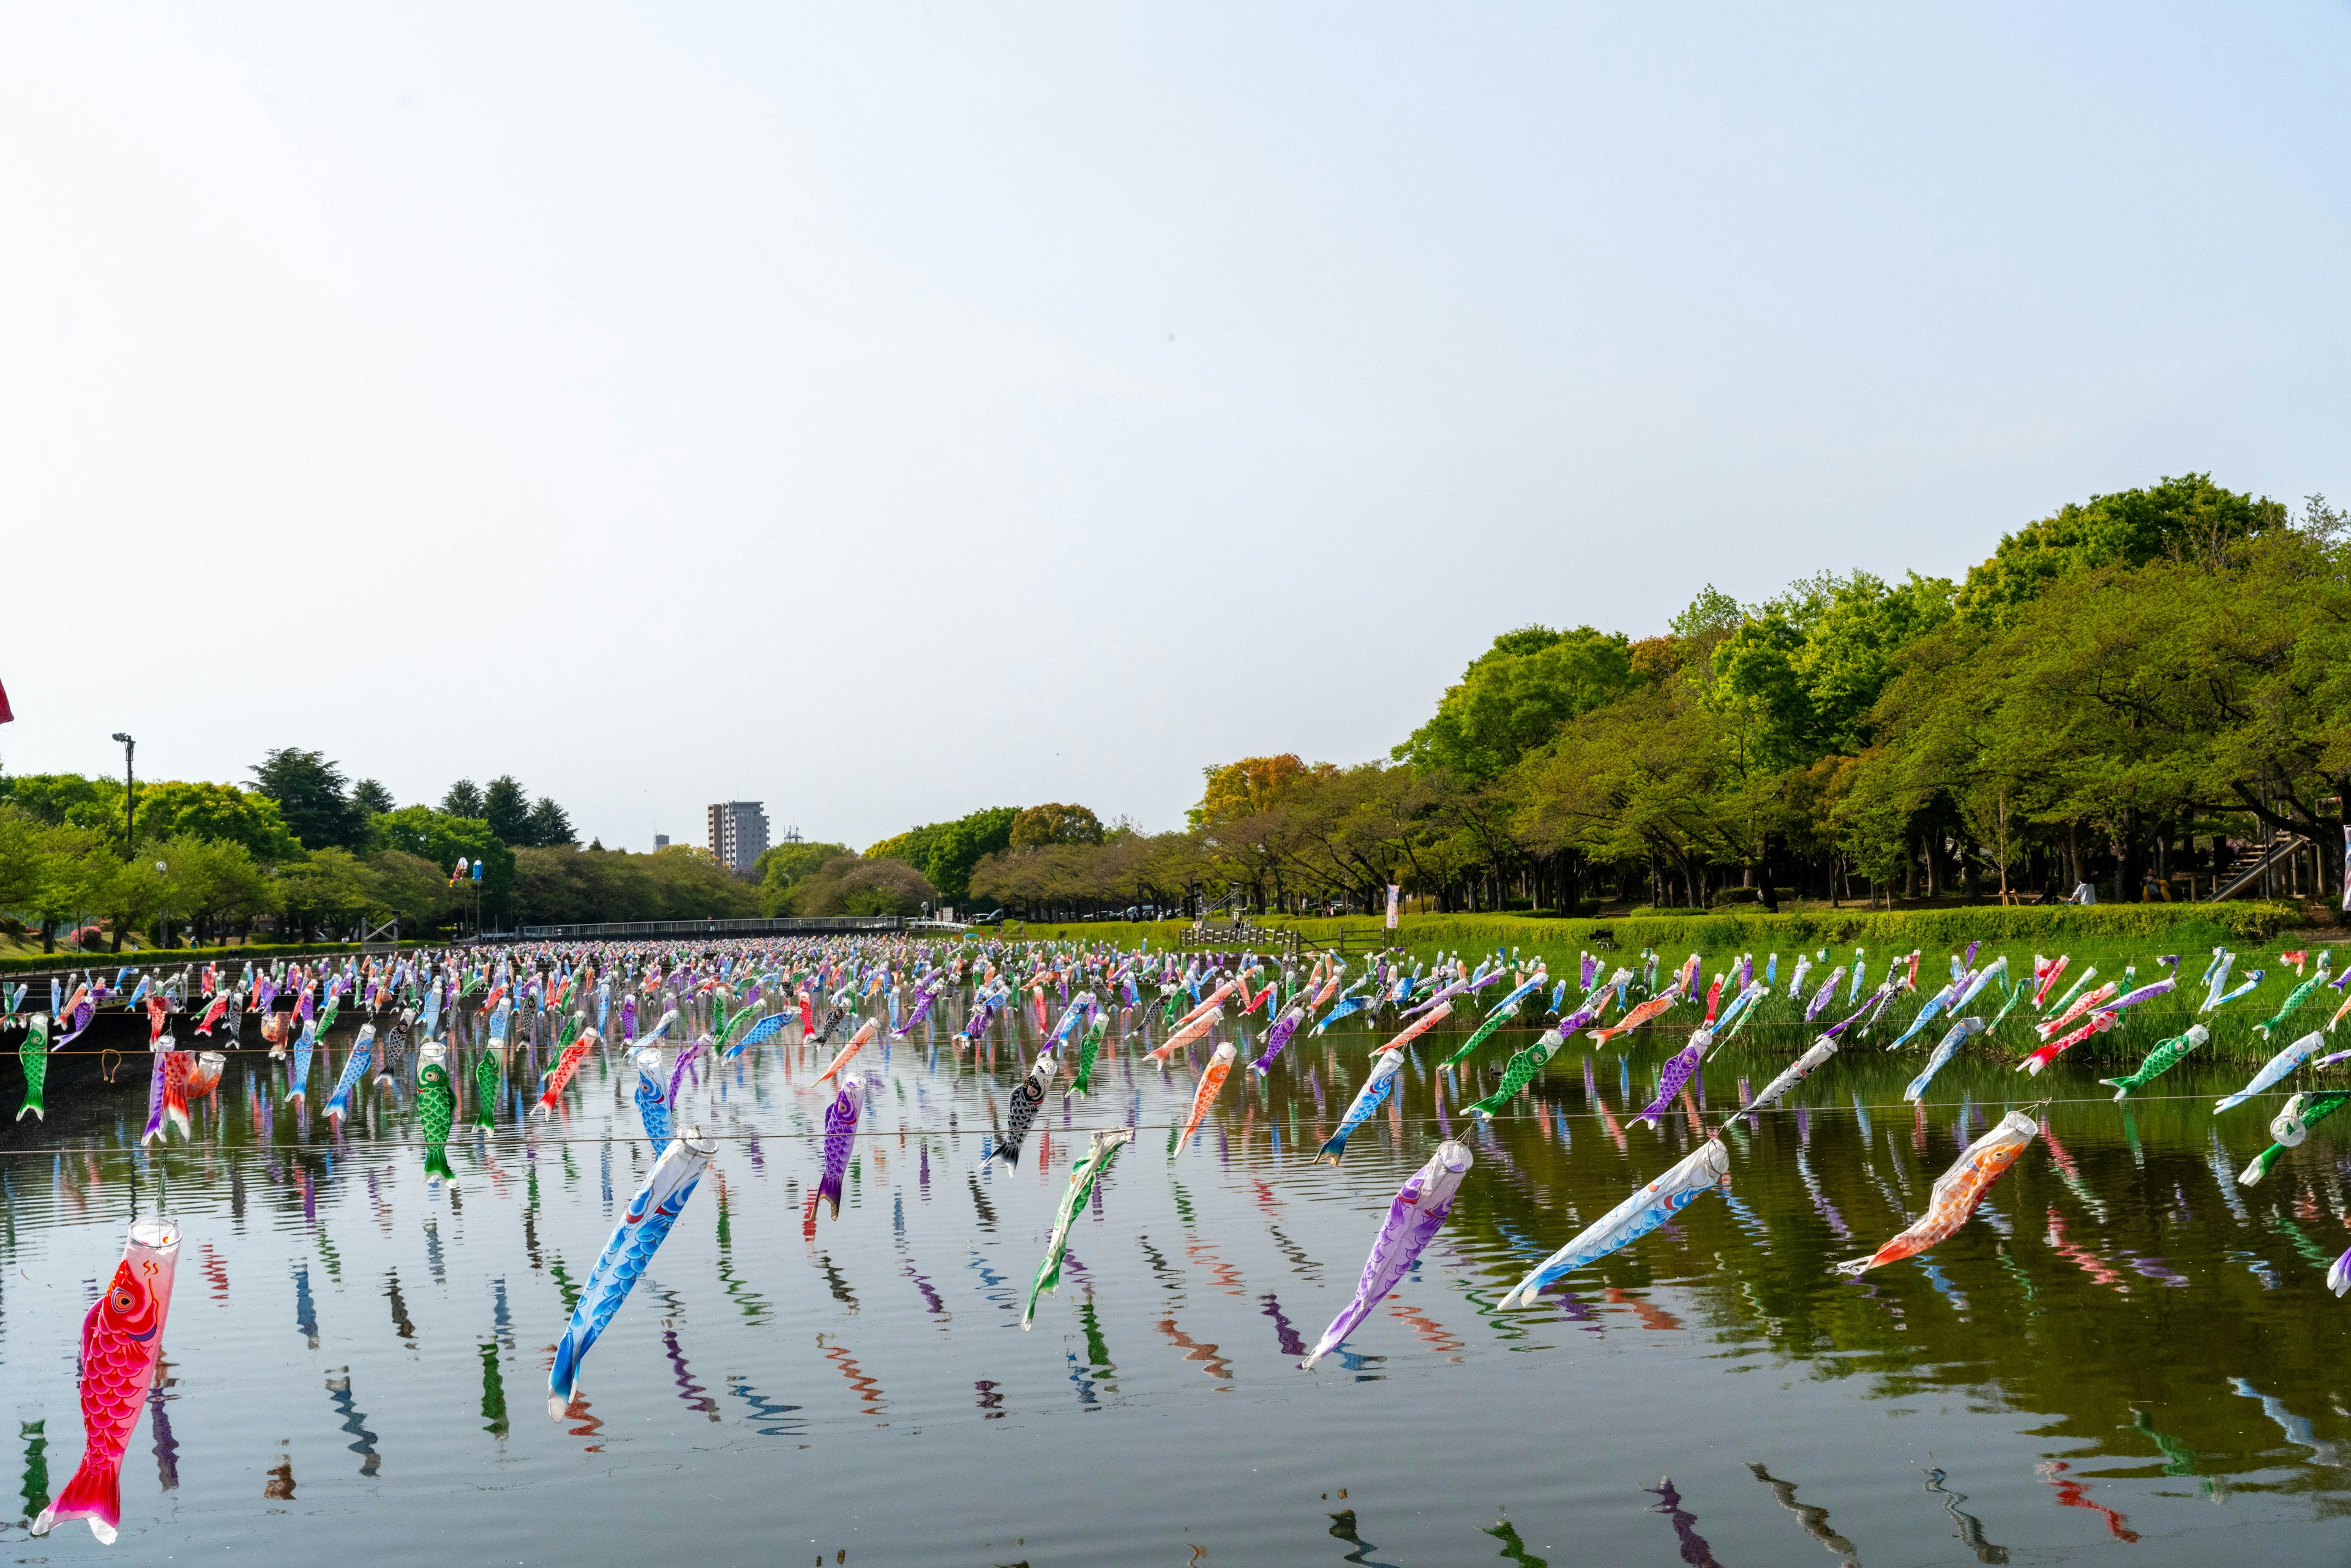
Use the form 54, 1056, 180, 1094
1385, 883, 1400, 930
2341, 825, 2349, 915
0, 676, 12, 724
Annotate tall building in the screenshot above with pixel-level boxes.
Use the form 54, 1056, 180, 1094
707, 801, 770, 874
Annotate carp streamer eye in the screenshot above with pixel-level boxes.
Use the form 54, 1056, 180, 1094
111, 1286, 138, 1314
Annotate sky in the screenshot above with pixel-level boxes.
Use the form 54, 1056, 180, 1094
3, 4, 2346, 852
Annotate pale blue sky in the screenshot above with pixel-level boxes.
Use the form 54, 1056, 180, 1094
3, 4, 2344, 849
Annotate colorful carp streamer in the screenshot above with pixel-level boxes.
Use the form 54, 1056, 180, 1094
633, 1047, 672, 1149
32, 1217, 181, 1545
547, 1128, 716, 1416
1302, 1141, 1474, 1368
1067, 1016, 1108, 1097
2100, 1024, 2208, 1100
416, 1044, 456, 1186
1741, 1041, 1837, 1124
1248, 1002, 1308, 1076
1373, 998, 1453, 1056
815, 1076, 865, 1217
1317, 1049, 1406, 1165
1499, 1139, 1730, 1308
1905, 1017, 1987, 1103
1439, 974, 1545, 1068
2215, 1029, 2327, 1114
1591, 986, 1681, 1048
1022, 1127, 1134, 1329
1466, 1026, 1569, 1120
994, 1052, 1057, 1166
2238, 1092, 2351, 1185
323, 1024, 375, 1123
1837, 1111, 2039, 1275
16, 1010, 48, 1121
1635, 1034, 1709, 1127
1176, 1041, 1234, 1156
532, 1025, 600, 1118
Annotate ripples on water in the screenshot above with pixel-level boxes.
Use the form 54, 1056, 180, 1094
4, 1003, 2349, 1566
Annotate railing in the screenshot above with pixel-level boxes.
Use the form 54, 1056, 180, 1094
2208, 833, 2311, 902
515, 916, 907, 940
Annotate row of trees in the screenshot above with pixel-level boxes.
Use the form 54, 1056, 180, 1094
0, 749, 592, 948
924, 474, 2351, 920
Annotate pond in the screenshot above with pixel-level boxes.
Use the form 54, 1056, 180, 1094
3, 990, 2347, 1566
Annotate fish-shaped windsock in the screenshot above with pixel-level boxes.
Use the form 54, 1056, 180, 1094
375, 1008, 414, 1088
1302, 1141, 1474, 1368
994, 1053, 1057, 1167
1373, 999, 1453, 1057
186, 1051, 225, 1099
1318, 1050, 1406, 1165
31, 1217, 181, 1544
717, 1004, 770, 1058
2255, 958, 2331, 1039
1466, 1026, 1569, 1119
324, 1024, 375, 1123
2099, 1024, 2208, 1100
1904, 1017, 1986, 1102
1499, 1138, 1729, 1308
1592, 986, 1681, 1047
1635, 1036, 1708, 1127
1022, 1128, 1134, 1330
633, 1047, 671, 1149
1742, 1040, 1839, 1124
286, 1018, 317, 1103
1440, 976, 1544, 1067
2238, 1091, 2351, 1185
1068, 1017, 1108, 1097
2216, 1029, 2327, 1114
15, 1011, 48, 1121
2017, 1010, 2116, 1075
1176, 1041, 1235, 1156
416, 1044, 456, 1186
814, 1018, 879, 1086
192, 991, 230, 1037
1803, 969, 1845, 1022
140, 1043, 173, 1146
1147, 1004, 1225, 1066
1839, 1111, 2038, 1274
1250, 1003, 1308, 1075
815, 1078, 866, 1217
531, 1027, 601, 1119
547, 1127, 716, 1416
474, 1041, 501, 1128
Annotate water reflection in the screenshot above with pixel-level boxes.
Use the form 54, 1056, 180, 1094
1747, 1463, 1858, 1565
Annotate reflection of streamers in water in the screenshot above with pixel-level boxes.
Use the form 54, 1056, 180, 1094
1745, 1462, 1857, 1565
325, 1368, 382, 1477
262, 1444, 296, 1501
1258, 1292, 1307, 1358
292, 1264, 320, 1349
201, 1243, 230, 1304
1385, 1298, 1464, 1359
478, 1341, 509, 1440
820, 1340, 887, 1419
2229, 1376, 2344, 1468
2042, 1209, 2128, 1292
664, 1329, 719, 1422
2035, 1460, 2136, 1542
146, 1360, 180, 1491
727, 1373, 806, 1438
1483, 1511, 1547, 1567
1921, 1466, 2009, 1564
814, 1252, 860, 1313
384, 1269, 417, 1349
1327, 1507, 1402, 1567
556, 1392, 605, 1449
1185, 1238, 1247, 1298
973, 1378, 1006, 1420
903, 1261, 950, 1320
1641, 1476, 1721, 1568
1606, 1287, 1682, 1331
1076, 1289, 1117, 1394
1156, 1315, 1233, 1381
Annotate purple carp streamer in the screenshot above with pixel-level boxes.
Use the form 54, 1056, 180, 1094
1303, 1141, 1473, 1368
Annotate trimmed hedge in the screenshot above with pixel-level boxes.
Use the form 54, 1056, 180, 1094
0, 940, 421, 976
1022, 901, 2303, 955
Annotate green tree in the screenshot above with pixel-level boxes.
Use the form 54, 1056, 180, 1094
276, 847, 381, 940
132, 780, 299, 861
1393, 626, 1636, 781
1009, 803, 1103, 849
482, 776, 530, 843
351, 778, 396, 816
0, 773, 107, 826
368, 805, 513, 914
921, 808, 1019, 901
523, 797, 576, 848
250, 749, 366, 850
1953, 473, 2289, 627
442, 778, 486, 817
154, 833, 271, 944
756, 841, 853, 916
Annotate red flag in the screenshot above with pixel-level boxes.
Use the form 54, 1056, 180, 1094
0, 677, 12, 724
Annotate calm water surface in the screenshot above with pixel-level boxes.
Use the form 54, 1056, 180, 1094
3, 1002, 2348, 1566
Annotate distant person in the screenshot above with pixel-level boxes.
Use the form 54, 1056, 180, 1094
2069, 880, 2097, 905
2142, 869, 2165, 902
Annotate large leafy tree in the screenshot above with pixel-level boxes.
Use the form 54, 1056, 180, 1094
250, 749, 366, 850
1394, 625, 1636, 781
1010, 803, 1103, 848
523, 797, 576, 848
441, 779, 487, 818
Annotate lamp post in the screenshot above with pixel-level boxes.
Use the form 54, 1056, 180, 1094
110, 732, 135, 850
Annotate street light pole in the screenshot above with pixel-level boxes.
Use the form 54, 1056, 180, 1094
110, 732, 135, 850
